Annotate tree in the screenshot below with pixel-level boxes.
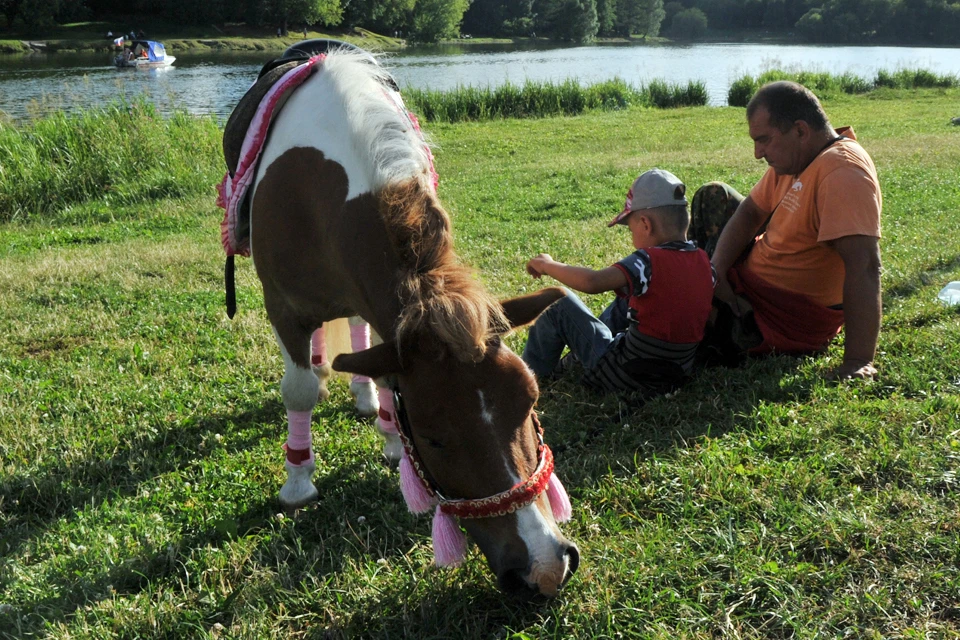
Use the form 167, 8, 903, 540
407, 0, 471, 42
596, 0, 617, 34
668, 6, 707, 36
341, 0, 415, 33
635, 0, 666, 35
267, 0, 342, 30
539, 0, 599, 42
462, 0, 537, 36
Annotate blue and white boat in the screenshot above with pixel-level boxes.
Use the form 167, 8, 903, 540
115, 40, 175, 69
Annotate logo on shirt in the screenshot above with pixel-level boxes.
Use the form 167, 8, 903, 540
791, 180, 803, 192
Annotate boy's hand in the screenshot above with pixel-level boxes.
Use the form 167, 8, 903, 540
526, 253, 556, 279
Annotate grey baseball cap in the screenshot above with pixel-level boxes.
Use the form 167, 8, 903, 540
608, 168, 687, 227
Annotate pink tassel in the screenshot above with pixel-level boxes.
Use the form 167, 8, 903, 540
546, 473, 572, 523
432, 505, 467, 567
399, 453, 435, 514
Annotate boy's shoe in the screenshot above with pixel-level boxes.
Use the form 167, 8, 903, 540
690, 182, 744, 258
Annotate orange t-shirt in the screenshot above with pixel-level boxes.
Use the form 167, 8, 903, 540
746, 127, 882, 307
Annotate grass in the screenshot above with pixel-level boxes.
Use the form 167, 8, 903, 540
404, 78, 707, 123
2, 88, 960, 638
728, 68, 960, 106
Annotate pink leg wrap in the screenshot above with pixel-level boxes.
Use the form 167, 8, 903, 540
286, 410, 312, 465
311, 326, 327, 367
377, 387, 398, 435
349, 323, 372, 384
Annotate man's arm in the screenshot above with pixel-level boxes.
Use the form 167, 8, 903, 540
526, 253, 627, 294
710, 195, 771, 307
827, 234, 881, 380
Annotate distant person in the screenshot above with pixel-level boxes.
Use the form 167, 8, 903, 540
303, 26, 308, 38
691, 81, 882, 379
137, 29, 145, 39
277, 27, 282, 38
522, 169, 716, 396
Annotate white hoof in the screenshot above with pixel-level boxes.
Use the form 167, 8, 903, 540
279, 459, 319, 509
382, 432, 404, 464
351, 380, 379, 418
313, 363, 332, 402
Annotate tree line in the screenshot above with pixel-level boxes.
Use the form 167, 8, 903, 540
3, 0, 958, 44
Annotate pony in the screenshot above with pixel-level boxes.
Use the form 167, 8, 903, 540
239, 44, 579, 596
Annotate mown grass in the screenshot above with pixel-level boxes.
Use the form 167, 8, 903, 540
402, 78, 707, 122
728, 67, 960, 106
1, 89, 960, 638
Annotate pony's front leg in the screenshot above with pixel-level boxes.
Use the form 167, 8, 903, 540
348, 316, 379, 417
273, 326, 321, 509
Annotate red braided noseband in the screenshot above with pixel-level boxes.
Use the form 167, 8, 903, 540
393, 390, 554, 519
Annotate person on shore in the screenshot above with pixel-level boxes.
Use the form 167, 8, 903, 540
690, 81, 882, 379
523, 169, 716, 396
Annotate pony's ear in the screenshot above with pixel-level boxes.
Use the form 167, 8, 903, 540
500, 287, 566, 329
333, 342, 404, 378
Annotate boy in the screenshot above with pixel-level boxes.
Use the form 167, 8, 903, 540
523, 168, 716, 395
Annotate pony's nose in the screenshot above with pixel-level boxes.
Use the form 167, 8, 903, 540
496, 541, 580, 597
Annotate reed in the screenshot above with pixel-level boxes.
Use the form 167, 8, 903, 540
727, 67, 960, 106
0, 100, 222, 223
404, 77, 707, 123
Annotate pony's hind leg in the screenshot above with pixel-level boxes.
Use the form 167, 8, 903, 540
272, 323, 321, 509
348, 316, 379, 417
311, 326, 332, 402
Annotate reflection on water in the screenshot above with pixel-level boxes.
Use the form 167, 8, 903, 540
2, 42, 960, 120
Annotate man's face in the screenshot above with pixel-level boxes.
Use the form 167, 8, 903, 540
748, 106, 803, 176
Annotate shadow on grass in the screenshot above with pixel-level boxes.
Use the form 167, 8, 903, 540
535, 352, 814, 482
0, 399, 285, 563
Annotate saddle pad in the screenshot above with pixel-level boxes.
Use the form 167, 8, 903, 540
216, 55, 324, 257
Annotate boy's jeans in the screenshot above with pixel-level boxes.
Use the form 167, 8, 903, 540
522, 289, 627, 379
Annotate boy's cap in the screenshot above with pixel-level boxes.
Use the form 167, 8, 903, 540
608, 168, 687, 227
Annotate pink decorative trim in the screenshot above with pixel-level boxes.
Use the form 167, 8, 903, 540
217, 54, 326, 257
311, 326, 327, 367
546, 473, 572, 523
400, 452, 436, 513
432, 504, 467, 566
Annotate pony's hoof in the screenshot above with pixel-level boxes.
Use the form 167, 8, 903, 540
351, 380, 379, 418
280, 459, 319, 509
382, 432, 403, 465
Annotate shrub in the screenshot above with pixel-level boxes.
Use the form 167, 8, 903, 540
727, 76, 757, 107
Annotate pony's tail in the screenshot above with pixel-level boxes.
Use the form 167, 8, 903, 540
380, 179, 509, 361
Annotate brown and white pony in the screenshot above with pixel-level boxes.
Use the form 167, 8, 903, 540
248, 48, 578, 596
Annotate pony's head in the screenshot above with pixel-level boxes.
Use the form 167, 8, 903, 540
334, 287, 579, 597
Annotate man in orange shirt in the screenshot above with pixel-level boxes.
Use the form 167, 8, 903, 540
691, 81, 882, 379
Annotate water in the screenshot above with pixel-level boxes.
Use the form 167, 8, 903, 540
2, 41, 960, 121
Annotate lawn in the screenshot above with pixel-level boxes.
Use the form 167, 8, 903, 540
1, 89, 959, 638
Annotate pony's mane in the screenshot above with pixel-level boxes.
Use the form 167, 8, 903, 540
379, 176, 509, 363
324, 49, 508, 361
322, 49, 433, 192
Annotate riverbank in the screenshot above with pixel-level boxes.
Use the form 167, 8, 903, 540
0, 26, 403, 55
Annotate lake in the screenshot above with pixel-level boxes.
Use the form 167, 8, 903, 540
1, 41, 959, 121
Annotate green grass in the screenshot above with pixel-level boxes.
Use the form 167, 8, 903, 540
728, 68, 960, 106
383, 78, 707, 123
2, 89, 960, 638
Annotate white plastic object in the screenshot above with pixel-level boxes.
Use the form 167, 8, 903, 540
937, 281, 960, 306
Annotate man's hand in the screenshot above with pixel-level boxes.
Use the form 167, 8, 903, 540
830, 359, 877, 381
526, 253, 556, 279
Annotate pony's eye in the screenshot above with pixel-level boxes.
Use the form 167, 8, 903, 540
424, 438, 444, 449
